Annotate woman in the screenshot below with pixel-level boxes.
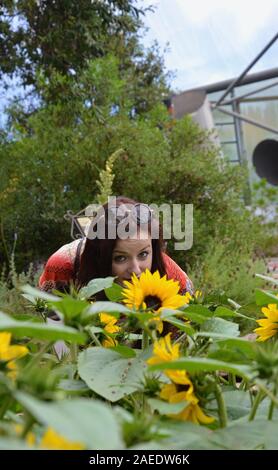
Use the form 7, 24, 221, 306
39, 196, 193, 296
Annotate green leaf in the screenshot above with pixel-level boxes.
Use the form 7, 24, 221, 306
12, 314, 43, 323
160, 308, 184, 318
58, 379, 90, 394
201, 317, 239, 337
204, 336, 256, 361
164, 317, 195, 335
214, 306, 236, 318
0, 438, 31, 450
148, 357, 252, 380
110, 345, 136, 358
220, 390, 251, 420
49, 297, 89, 319
21, 294, 37, 304
0, 311, 86, 344
185, 305, 213, 317
79, 277, 115, 299
255, 289, 278, 306
21, 285, 60, 301
214, 337, 256, 358
105, 283, 124, 302
211, 419, 278, 449
78, 347, 146, 401
181, 310, 209, 324
82, 301, 131, 322
15, 391, 123, 450
85, 326, 103, 334
148, 398, 187, 415
237, 302, 262, 317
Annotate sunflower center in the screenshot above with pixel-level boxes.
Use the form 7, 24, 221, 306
144, 295, 162, 311
176, 383, 190, 392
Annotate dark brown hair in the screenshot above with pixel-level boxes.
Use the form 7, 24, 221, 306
77, 196, 166, 288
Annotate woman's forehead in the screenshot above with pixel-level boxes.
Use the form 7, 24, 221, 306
113, 234, 152, 253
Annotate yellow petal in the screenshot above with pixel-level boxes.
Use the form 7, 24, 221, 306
1, 344, 28, 362
40, 427, 85, 450
0, 332, 12, 352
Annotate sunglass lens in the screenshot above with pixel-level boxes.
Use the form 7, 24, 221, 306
134, 204, 151, 223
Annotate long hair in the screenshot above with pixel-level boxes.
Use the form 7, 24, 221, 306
77, 196, 166, 288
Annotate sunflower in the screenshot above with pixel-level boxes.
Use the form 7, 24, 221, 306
254, 303, 278, 342
122, 270, 186, 313
147, 333, 192, 384
0, 332, 28, 378
160, 383, 214, 425
99, 313, 120, 334
99, 313, 121, 348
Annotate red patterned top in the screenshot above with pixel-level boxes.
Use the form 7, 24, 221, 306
39, 239, 194, 295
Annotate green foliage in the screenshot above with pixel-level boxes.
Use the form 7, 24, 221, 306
251, 179, 278, 257
0, 273, 277, 449
96, 149, 125, 205
0, 311, 86, 343
190, 242, 266, 304
0, 255, 40, 316
0, 0, 144, 88
15, 392, 124, 450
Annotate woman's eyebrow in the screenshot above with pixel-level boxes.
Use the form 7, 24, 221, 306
139, 245, 151, 251
113, 244, 151, 255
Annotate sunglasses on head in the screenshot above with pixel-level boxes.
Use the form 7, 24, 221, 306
107, 203, 153, 224
65, 203, 153, 239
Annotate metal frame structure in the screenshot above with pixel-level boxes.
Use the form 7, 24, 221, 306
213, 31, 278, 138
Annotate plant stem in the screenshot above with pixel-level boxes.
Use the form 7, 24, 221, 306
89, 331, 102, 347
0, 218, 10, 266
256, 381, 278, 407
0, 395, 13, 420
268, 383, 277, 420
70, 343, 78, 362
228, 373, 237, 387
239, 379, 246, 391
142, 329, 149, 350
249, 389, 265, 421
21, 412, 34, 439
214, 384, 228, 428
174, 332, 187, 344
227, 298, 241, 309
234, 311, 257, 322
23, 342, 53, 373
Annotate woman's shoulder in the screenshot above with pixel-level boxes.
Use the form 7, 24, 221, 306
46, 239, 82, 267
162, 253, 194, 295
39, 239, 84, 291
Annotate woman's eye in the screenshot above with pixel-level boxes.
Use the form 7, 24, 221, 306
138, 251, 149, 259
113, 255, 126, 263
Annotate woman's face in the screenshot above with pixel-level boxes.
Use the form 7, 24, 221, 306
111, 232, 153, 286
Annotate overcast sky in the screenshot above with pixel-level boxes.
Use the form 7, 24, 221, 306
142, 0, 278, 92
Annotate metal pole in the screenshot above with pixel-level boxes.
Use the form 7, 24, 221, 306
216, 106, 278, 135
232, 97, 252, 203
215, 32, 278, 107
231, 91, 242, 164
218, 80, 278, 106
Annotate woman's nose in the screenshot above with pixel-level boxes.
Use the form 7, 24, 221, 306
128, 258, 141, 276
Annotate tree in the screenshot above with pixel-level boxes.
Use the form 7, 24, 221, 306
0, 0, 144, 86
1, 1, 170, 113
